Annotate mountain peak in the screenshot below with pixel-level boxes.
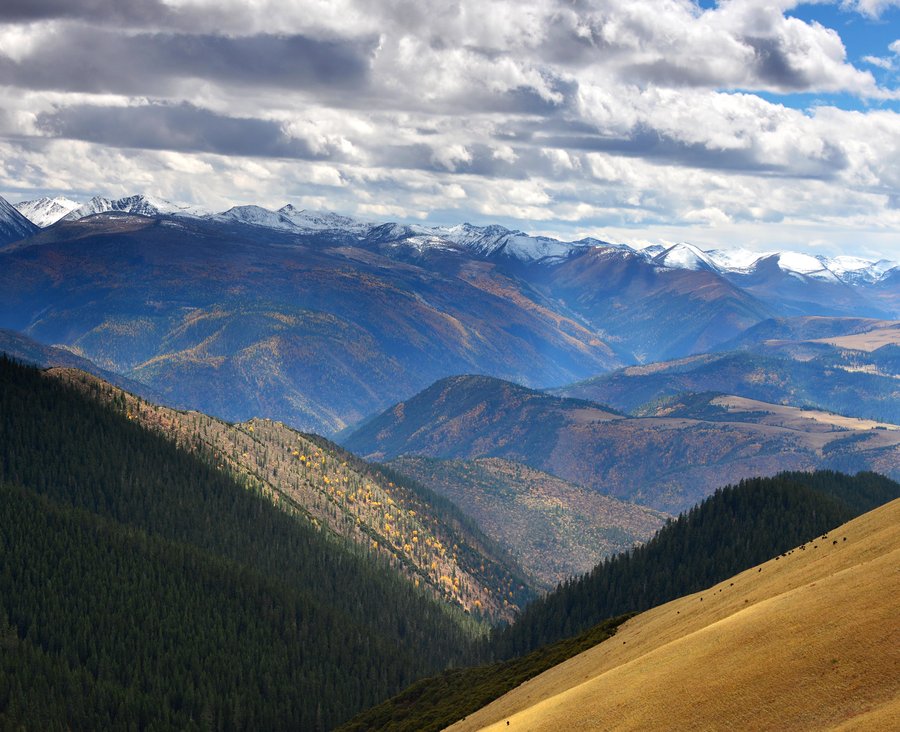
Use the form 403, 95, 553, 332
0, 194, 41, 246
14, 196, 80, 227
654, 242, 717, 271
63, 193, 205, 221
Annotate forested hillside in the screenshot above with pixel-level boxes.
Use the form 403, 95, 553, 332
0, 357, 481, 729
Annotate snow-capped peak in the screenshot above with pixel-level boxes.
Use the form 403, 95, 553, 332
820, 255, 897, 284
14, 196, 80, 227
653, 242, 717, 271
775, 251, 840, 282
0, 194, 40, 246
214, 205, 297, 231
63, 194, 206, 221
277, 205, 372, 235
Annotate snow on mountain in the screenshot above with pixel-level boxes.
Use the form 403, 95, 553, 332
653, 242, 717, 271
821, 256, 897, 284
704, 247, 771, 272
63, 194, 205, 221
212, 205, 298, 231
0, 194, 40, 246
429, 223, 583, 262
774, 252, 840, 282
278, 205, 373, 236
14, 196, 80, 227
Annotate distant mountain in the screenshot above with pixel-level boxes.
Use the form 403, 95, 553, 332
62, 193, 205, 220
528, 246, 775, 361
2, 192, 898, 433
557, 341, 900, 424
0, 213, 621, 434
0, 194, 39, 246
14, 196, 80, 227
386, 456, 667, 589
343, 374, 900, 512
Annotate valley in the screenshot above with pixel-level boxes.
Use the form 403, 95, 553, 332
1, 193, 898, 731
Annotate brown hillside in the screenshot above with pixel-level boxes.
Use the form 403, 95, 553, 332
450, 498, 900, 731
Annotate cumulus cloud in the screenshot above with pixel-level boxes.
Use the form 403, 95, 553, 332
0, 0, 898, 257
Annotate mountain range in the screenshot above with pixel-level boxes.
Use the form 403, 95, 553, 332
3, 186, 899, 731
343, 374, 900, 513
2, 191, 898, 436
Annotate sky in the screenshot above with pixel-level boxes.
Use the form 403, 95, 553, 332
0, 0, 898, 259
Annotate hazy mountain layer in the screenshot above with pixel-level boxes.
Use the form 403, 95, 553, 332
343, 375, 900, 512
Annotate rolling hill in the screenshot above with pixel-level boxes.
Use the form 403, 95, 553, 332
449, 495, 900, 731
342, 375, 900, 512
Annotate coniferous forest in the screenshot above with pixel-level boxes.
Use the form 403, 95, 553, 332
0, 357, 481, 730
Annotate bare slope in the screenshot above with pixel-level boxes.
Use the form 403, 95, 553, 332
387, 456, 667, 589
450, 498, 900, 731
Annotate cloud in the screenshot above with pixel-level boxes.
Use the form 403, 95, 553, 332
0, 0, 174, 24
0, 27, 376, 95
0, 0, 898, 258
35, 102, 352, 160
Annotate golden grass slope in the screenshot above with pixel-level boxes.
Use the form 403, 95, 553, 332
450, 498, 900, 731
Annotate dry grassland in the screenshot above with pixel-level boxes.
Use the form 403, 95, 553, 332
450, 498, 900, 731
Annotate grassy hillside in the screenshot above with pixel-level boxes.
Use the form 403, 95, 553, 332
450, 496, 900, 731
0, 356, 483, 729
386, 456, 667, 589
49, 366, 534, 619
495, 471, 900, 658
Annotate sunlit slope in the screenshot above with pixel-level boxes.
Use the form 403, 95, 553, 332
451, 498, 900, 731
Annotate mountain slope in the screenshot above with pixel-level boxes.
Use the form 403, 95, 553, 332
529, 246, 775, 360
340, 471, 900, 732
342, 375, 900, 512
557, 347, 900, 424
492, 470, 900, 657
0, 214, 620, 434
0, 194, 39, 246
0, 356, 481, 729
47, 366, 533, 619
450, 495, 900, 732
386, 456, 668, 589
